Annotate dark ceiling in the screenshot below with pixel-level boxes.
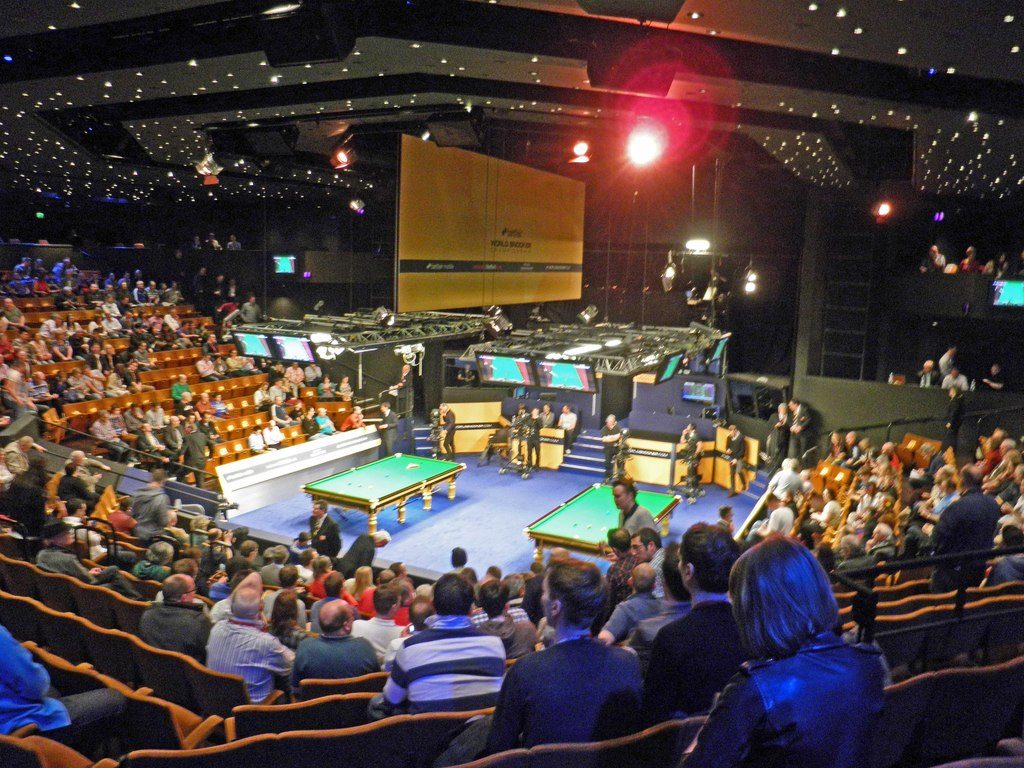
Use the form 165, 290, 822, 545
1, 0, 1022, 206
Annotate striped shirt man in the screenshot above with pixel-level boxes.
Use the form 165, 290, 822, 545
382, 615, 505, 713
206, 617, 294, 702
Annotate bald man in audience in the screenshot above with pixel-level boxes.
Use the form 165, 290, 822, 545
292, 600, 379, 694
139, 574, 211, 662
206, 572, 293, 701
597, 563, 660, 645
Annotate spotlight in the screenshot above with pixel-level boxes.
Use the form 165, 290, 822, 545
577, 304, 599, 325
934, 211, 945, 222
349, 198, 365, 214
569, 139, 591, 164
661, 250, 677, 292
684, 238, 711, 253
485, 306, 513, 338
330, 146, 352, 170
372, 306, 396, 328
2, 55, 12, 63
873, 201, 893, 219
420, 129, 431, 141
626, 121, 666, 167
743, 261, 758, 294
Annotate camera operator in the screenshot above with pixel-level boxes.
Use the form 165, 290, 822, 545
678, 423, 703, 502
525, 407, 542, 471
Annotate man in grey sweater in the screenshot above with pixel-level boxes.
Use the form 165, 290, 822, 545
131, 469, 171, 544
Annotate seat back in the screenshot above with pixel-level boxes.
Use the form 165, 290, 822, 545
186, 662, 253, 719
528, 717, 706, 768
109, 589, 150, 634
25, 641, 106, 697
132, 640, 203, 713
874, 605, 957, 670
29, 567, 77, 613
232, 692, 375, 740
914, 656, 1024, 764
0, 735, 50, 768
453, 750, 532, 768
871, 673, 935, 768
0, 554, 39, 597
0, 589, 42, 643
68, 578, 118, 629
298, 671, 389, 699
79, 620, 143, 688
122, 733, 282, 768
34, 600, 88, 664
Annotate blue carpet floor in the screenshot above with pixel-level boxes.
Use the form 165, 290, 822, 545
229, 460, 758, 578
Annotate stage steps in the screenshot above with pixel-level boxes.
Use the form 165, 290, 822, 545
560, 430, 607, 477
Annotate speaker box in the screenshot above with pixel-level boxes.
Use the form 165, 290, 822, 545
257, 5, 356, 67
575, 0, 685, 24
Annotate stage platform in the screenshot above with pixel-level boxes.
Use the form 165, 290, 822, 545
227, 458, 760, 580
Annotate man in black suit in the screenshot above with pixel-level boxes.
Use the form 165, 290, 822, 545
724, 424, 748, 497
787, 399, 811, 460
439, 403, 456, 459
525, 407, 542, 471
931, 465, 1001, 592
378, 401, 399, 457
163, 415, 185, 478
917, 360, 941, 388
57, 463, 99, 511
309, 500, 341, 558
942, 387, 965, 453
181, 424, 211, 488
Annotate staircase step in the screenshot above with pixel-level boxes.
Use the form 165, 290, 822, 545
559, 462, 606, 475
563, 452, 604, 465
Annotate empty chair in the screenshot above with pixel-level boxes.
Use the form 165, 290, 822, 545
0, 555, 39, 597
30, 568, 78, 613
120, 688, 223, 752
120, 733, 281, 768
79, 621, 143, 688
451, 750, 532, 768
0, 734, 99, 768
871, 672, 936, 768
132, 641, 203, 713
228, 693, 375, 741
109, 590, 150, 634
68, 580, 118, 630
912, 656, 1024, 765
874, 605, 957, 672
34, 601, 89, 664
298, 671, 389, 700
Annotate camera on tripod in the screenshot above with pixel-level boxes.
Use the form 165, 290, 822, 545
428, 408, 443, 455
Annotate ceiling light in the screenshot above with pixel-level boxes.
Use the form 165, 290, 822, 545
187, 59, 198, 67
372, 306, 395, 327
349, 198, 365, 214
1005, 15, 1015, 22
564, 343, 603, 356
69, 2, 81, 8
873, 200, 893, 218
420, 129, 431, 141
261, 2, 303, 15
831, 48, 840, 55
835, 7, 846, 17
330, 146, 352, 170
626, 121, 667, 167
854, 27, 862, 34
576, 305, 599, 326
897, 47, 907, 55
685, 238, 711, 253
2, 55, 12, 63
808, 2, 818, 9
967, 111, 979, 122
661, 251, 677, 292
688, 11, 702, 19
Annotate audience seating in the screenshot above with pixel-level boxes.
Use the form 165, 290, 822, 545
118, 709, 495, 768
298, 671, 389, 700
871, 672, 935, 768
521, 716, 706, 768
0, 734, 115, 768
227, 693, 386, 740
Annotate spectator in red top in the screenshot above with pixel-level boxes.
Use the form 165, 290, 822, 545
340, 406, 365, 431
357, 568, 397, 618
307, 555, 334, 600
960, 246, 984, 273
108, 497, 138, 535
980, 429, 1008, 476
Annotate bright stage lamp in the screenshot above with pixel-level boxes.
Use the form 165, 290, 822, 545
330, 147, 351, 170
874, 201, 893, 218
684, 238, 711, 253
626, 122, 666, 166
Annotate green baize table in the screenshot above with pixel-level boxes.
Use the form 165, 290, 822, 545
303, 454, 465, 534
526, 483, 680, 561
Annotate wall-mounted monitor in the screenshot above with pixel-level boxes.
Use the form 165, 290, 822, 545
992, 280, 1024, 307
655, 351, 687, 384
477, 354, 537, 386
682, 381, 717, 405
233, 332, 273, 358
272, 335, 315, 363
536, 360, 597, 392
273, 255, 297, 274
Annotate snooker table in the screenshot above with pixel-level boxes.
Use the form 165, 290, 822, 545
526, 483, 680, 561
303, 454, 465, 534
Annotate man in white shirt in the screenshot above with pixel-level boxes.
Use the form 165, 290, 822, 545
938, 346, 957, 378
747, 491, 795, 542
767, 458, 805, 498
248, 426, 267, 453
351, 582, 404, 665
557, 405, 577, 454
941, 367, 969, 392
262, 423, 284, 450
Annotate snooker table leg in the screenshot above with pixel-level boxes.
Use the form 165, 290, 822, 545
533, 542, 544, 564
368, 511, 378, 535
397, 501, 406, 524
661, 514, 671, 537
422, 487, 433, 510
447, 478, 457, 500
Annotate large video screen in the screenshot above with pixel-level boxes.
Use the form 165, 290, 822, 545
992, 280, 1024, 307
682, 381, 717, 405
536, 360, 597, 392
272, 335, 315, 363
234, 332, 273, 358
656, 352, 687, 384
477, 354, 537, 386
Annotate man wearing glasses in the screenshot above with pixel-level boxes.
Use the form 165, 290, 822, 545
138, 573, 212, 663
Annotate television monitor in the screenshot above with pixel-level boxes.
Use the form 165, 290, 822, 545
273, 255, 296, 274
233, 332, 273, 358
476, 354, 537, 386
992, 280, 1024, 307
682, 381, 717, 405
536, 360, 597, 392
655, 351, 687, 384
272, 335, 315, 363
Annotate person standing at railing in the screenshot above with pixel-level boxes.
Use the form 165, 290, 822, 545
930, 465, 1002, 592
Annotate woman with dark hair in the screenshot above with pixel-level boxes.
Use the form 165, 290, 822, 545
681, 536, 885, 768
268, 590, 311, 650
2, 453, 49, 538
